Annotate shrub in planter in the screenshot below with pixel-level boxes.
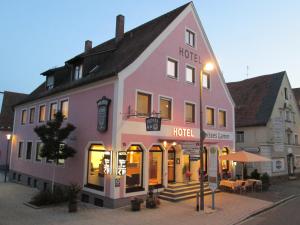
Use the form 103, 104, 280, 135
146, 188, 157, 209
250, 169, 261, 180
67, 183, 82, 213
30, 186, 68, 206
131, 197, 144, 211
260, 173, 270, 191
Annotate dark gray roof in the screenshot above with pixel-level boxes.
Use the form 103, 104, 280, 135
17, 2, 191, 106
227, 71, 285, 127
0, 91, 28, 130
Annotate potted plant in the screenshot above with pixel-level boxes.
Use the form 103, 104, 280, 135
131, 197, 143, 211
260, 173, 270, 191
146, 188, 157, 209
68, 183, 81, 213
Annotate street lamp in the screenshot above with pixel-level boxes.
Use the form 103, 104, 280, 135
198, 62, 214, 211
4, 134, 11, 182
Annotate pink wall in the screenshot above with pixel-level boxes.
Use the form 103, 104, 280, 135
0, 130, 10, 167
10, 82, 115, 185
122, 12, 234, 148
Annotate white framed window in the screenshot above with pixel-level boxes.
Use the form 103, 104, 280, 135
46, 76, 54, 89
35, 142, 43, 162
236, 131, 245, 143
159, 97, 172, 120
29, 107, 35, 124
185, 29, 195, 47
21, 109, 27, 125
18, 142, 23, 158
185, 102, 195, 123
39, 105, 46, 122
137, 91, 152, 117
203, 73, 210, 89
74, 65, 83, 80
167, 58, 178, 79
185, 65, 195, 83
49, 102, 58, 121
26, 142, 33, 160
206, 107, 215, 126
60, 99, 69, 119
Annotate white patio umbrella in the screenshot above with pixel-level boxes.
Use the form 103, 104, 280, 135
219, 151, 271, 180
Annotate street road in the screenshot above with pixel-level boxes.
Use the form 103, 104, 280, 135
241, 196, 300, 225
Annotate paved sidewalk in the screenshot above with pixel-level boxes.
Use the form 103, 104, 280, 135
0, 175, 272, 225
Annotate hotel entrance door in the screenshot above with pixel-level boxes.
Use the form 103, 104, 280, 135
168, 147, 176, 183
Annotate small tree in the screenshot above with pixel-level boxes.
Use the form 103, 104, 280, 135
34, 111, 76, 192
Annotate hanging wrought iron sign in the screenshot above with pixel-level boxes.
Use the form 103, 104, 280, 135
97, 96, 111, 132
146, 117, 161, 131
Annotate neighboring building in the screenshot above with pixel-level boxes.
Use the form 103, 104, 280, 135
10, 2, 235, 207
0, 91, 27, 169
293, 88, 300, 110
228, 71, 300, 177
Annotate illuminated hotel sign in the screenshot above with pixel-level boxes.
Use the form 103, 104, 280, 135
117, 151, 127, 176
103, 152, 111, 175
173, 128, 194, 137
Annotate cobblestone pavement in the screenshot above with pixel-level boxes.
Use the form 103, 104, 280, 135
0, 172, 272, 225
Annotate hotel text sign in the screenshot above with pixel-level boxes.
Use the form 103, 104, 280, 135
173, 128, 233, 140
117, 151, 127, 176
173, 128, 194, 137
179, 47, 201, 64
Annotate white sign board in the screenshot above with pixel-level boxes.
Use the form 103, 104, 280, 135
272, 117, 285, 152
272, 158, 285, 172
208, 146, 218, 191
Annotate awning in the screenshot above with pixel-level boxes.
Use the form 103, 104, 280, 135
219, 150, 271, 163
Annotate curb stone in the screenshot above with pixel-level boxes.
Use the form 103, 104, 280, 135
231, 194, 300, 225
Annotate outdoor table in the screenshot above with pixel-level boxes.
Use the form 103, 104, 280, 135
220, 180, 239, 191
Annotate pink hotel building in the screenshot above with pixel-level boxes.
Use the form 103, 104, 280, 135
9, 2, 235, 207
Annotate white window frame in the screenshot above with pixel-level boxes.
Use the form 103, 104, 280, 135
135, 89, 153, 118
29, 106, 36, 124
25, 141, 33, 161
166, 57, 179, 80
236, 131, 245, 143
46, 75, 54, 89
59, 98, 69, 120
21, 108, 27, 125
158, 95, 173, 121
185, 28, 196, 48
205, 106, 216, 127
34, 141, 43, 163
17, 141, 24, 159
202, 72, 211, 89
185, 64, 196, 85
73, 64, 83, 80
48, 101, 58, 121
38, 104, 46, 123
184, 101, 197, 124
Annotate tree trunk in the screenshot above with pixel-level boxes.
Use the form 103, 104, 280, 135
51, 160, 57, 192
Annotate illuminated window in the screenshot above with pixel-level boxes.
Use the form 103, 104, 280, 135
126, 145, 144, 192
218, 110, 226, 127
185, 103, 195, 123
221, 148, 230, 171
149, 146, 163, 187
60, 100, 69, 119
185, 29, 195, 47
203, 73, 210, 89
74, 65, 83, 80
87, 144, 111, 191
206, 107, 214, 126
18, 142, 23, 158
167, 58, 178, 78
29, 108, 35, 124
35, 142, 43, 162
21, 109, 27, 125
49, 103, 58, 120
137, 92, 151, 116
26, 142, 32, 160
186, 65, 195, 83
39, 105, 46, 122
160, 97, 172, 120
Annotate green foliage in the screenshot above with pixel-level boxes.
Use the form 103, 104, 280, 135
30, 186, 68, 206
250, 169, 261, 180
68, 183, 82, 203
261, 172, 270, 191
34, 111, 76, 163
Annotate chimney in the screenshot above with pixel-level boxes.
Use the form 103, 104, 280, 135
115, 15, 125, 43
84, 40, 92, 52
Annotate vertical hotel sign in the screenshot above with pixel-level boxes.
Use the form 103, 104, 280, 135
97, 96, 111, 132
117, 151, 127, 176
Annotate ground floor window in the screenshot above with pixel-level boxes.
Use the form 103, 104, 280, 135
149, 145, 163, 187
126, 145, 144, 192
87, 144, 111, 191
221, 147, 230, 171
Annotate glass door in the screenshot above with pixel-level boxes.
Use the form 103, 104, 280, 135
168, 147, 176, 183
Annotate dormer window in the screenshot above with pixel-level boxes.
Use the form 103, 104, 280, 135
46, 76, 54, 90
74, 65, 83, 80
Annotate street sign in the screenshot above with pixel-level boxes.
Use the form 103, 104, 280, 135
208, 146, 218, 191
183, 149, 200, 155
146, 117, 161, 131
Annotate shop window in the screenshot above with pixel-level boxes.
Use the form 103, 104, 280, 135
167, 58, 178, 78
185, 29, 195, 47
149, 145, 163, 187
74, 64, 83, 80
86, 144, 111, 191
203, 73, 210, 89
49, 102, 58, 120
60, 100, 69, 119
221, 148, 230, 172
206, 107, 215, 126
21, 109, 27, 125
185, 102, 195, 123
218, 110, 226, 127
29, 107, 35, 124
137, 92, 151, 116
39, 105, 46, 122
26, 142, 32, 160
126, 145, 144, 192
186, 65, 195, 83
160, 97, 172, 120
18, 142, 23, 158
35, 142, 43, 162
236, 131, 245, 143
